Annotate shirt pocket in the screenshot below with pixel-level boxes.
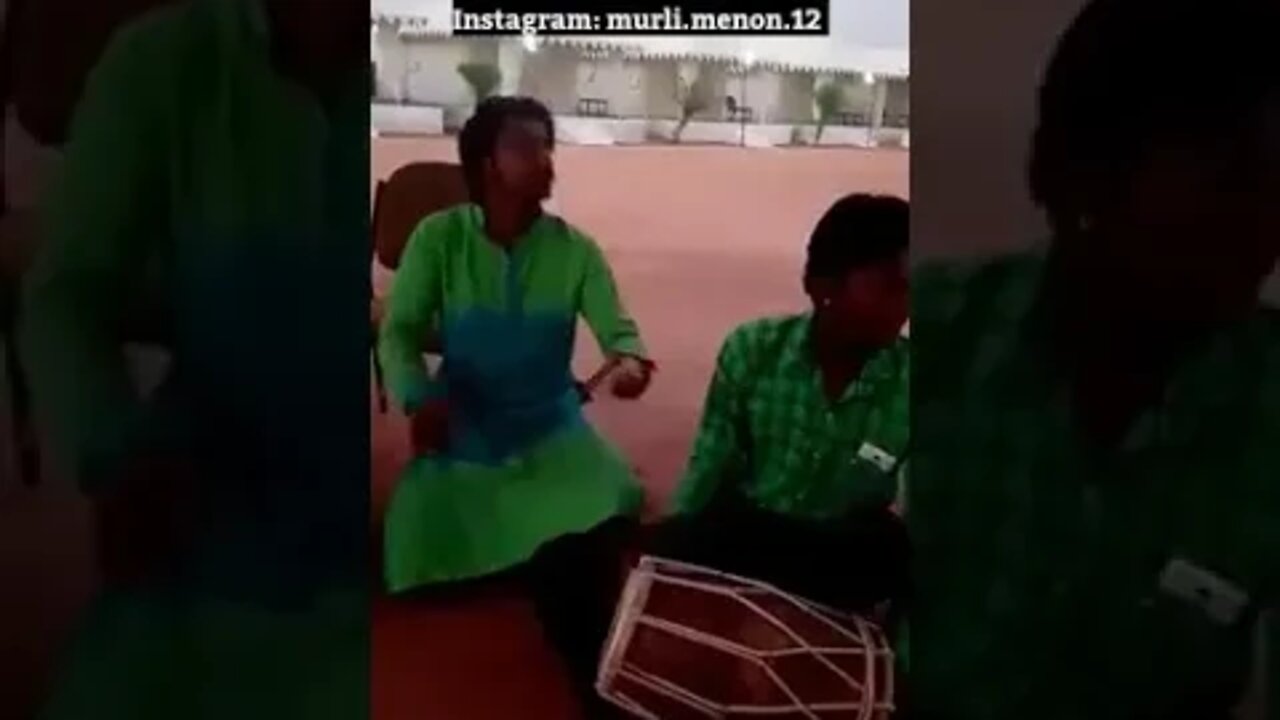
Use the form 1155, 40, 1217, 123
1107, 580, 1256, 716
836, 442, 902, 511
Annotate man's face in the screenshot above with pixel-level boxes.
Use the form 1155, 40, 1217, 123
820, 254, 909, 349
1093, 98, 1280, 326
488, 118, 555, 204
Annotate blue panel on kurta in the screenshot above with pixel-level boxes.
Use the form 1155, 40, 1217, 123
440, 308, 582, 463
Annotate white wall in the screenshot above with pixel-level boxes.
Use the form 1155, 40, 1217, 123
518, 47, 579, 115
690, 63, 729, 121
724, 69, 782, 123
375, 35, 897, 136
841, 76, 878, 119
643, 59, 680, 119
884, 78, 909, 124
373, 30, 474, 108
370, 104, 444, 135
575, 57, 648, 118
367, 103, 901, 149
551, 115, 897, 148
776, 72, 816, 125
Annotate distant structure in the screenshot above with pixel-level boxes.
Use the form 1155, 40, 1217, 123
370, 4, 909, 148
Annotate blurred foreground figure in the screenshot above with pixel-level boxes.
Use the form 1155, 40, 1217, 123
908, 0, 1280, 718
18, 0, 369, 717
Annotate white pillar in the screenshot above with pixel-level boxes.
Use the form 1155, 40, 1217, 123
496, 38, 525, 97
870, 77, 890, 135
812, 72, 833, 119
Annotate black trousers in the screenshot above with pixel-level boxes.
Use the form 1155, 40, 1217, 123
647, 491, 911, 621
526, 492, 911, 719
1, 277, 38, 486
521, 516, 636, 720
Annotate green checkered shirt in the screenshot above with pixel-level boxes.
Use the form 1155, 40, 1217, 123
671, 314, 909, 519
908, 252, 1280, 720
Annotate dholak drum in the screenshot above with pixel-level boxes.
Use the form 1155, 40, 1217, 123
597, 556, 895, 719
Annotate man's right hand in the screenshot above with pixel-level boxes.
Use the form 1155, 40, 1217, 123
410, 399, 449, 455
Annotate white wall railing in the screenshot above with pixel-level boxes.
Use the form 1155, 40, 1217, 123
370, 102, 908, 149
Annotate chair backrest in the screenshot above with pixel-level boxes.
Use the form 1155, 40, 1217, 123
372, 161, 469, 270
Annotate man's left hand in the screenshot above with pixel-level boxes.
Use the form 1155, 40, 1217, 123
610, 356, 653, 399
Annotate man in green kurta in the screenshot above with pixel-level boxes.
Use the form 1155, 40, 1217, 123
19, 0, 368, 716
378, 95, 654, 718
905, 1, 1280, 717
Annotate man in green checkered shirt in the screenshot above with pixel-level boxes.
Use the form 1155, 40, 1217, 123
656, 193, 910, 617
904, 1, 1280, 718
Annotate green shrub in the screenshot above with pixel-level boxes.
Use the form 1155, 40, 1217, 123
457, 62, 502, 103
814, 81, 845, 143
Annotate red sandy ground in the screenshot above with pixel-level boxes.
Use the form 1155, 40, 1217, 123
370, 137, 908, 720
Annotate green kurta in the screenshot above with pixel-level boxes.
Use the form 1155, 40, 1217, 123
19, 1, 368, 717
379, 204, 647, 591
671, 314, 909, 518
907, 252, 1280, 719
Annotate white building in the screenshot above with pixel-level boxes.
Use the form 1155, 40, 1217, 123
370, 3, 909, 148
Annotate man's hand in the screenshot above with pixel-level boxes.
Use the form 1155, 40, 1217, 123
92, 455, 196, 588
410, 398, 449, 455
610, 356, 653, 400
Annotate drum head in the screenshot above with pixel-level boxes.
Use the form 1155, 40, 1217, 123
598, 557, 894, 719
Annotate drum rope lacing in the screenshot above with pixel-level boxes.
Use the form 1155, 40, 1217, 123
598, 556, 895, 719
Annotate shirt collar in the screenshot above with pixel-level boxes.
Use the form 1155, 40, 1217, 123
1001, 250, 1267, 452
468, 203, 552, 247
788, 314, 906, 404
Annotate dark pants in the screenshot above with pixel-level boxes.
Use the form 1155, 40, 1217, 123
530, 493, 911, 719
648, 490, 911, 622
1, 278, 38, 486
522, 516, 636, 720
390, 516, 636, 720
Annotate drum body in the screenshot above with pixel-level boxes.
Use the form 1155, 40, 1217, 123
597, 556, 894, 719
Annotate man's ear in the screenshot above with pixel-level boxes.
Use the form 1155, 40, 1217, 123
804, 275, 836, 305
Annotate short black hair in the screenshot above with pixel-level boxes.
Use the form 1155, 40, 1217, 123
805, 194, 908, 282
1029, 0, 1280, 234
457, 95, 555, 203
